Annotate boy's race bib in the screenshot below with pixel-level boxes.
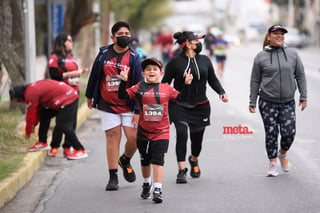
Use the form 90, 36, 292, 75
143, 104, 164, 121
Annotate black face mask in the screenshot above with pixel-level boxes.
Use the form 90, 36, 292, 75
194, 42, 202, 54
116, 36, 131, 48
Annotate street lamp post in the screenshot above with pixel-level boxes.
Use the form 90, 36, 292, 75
24, 0, 36, 83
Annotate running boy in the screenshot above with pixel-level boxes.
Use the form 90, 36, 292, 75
118, 58, 193, 203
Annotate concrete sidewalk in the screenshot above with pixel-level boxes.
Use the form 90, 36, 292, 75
0, 102, 91, 208
0, 55, 91, 208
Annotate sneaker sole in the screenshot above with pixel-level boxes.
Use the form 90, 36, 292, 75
281, 164, 291, 172
28, 147, 50, 152
152, 197, 163, 203
267, 172, 279, 177
176, 179, 187, 184
67, 154, 88, 160
190, 173, 201, 178
105, 184, 119, 191
141, 195, 152, 199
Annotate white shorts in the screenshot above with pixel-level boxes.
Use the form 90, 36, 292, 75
99, 110, 134, 131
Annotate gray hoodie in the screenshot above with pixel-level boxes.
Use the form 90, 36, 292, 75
249, 45, 307, 107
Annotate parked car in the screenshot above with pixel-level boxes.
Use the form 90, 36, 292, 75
285, 28, 309, 48
224, 31, 241, 46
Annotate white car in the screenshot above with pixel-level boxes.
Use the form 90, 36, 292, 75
285, 28, 309, 48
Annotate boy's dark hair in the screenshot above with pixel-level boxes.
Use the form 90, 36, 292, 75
111, 21, 130, 35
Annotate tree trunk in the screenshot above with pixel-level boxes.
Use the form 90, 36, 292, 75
62, 0, 98, 39
0, 0, 25, 86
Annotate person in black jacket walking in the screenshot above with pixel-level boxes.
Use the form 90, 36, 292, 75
249, 24, 307, 177
162, 31, 228, 184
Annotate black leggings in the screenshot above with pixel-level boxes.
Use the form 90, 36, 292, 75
174, 121, 205, 162
38, 98, 78, 149
38, 108, 57, 143
51, 101, 84, 150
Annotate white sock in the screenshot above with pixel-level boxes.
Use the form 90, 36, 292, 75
153, 182, 162, 189
144, 177, 152, 184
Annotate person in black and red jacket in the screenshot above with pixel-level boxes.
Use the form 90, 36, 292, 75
9, 79, 88, 160
118, 57, 193, 203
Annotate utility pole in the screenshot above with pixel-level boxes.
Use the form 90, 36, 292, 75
101, 0, 110, 46
93, 0, 101, 51
288, 0, 294, 27
24, 0, 36, 83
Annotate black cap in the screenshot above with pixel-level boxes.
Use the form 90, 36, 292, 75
268, 24, 288, 33
174, 31, 205, 46
141, 57, 163, 70
184, 31, 206, 41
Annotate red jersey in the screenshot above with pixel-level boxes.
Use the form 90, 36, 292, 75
48, 53, 80, 91
24, 79, 79, 136
99, 48, 132, 113
126, 82, 179, 140
154, 34, 173, 53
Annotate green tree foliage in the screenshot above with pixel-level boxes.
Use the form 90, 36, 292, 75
270, 0, 306, 6
270, 0, 288, 5
108, 0, 172, 33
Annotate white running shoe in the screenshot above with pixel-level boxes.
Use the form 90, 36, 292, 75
267, 162, 279, 177
278, 152, 290, 172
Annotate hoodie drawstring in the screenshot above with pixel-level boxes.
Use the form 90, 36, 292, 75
268, 46, 288, 64
280, 47, 288, 61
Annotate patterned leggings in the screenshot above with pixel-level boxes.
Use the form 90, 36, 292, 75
258, 98, 296, 159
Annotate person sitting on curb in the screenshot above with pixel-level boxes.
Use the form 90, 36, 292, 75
9, 79, 88, 160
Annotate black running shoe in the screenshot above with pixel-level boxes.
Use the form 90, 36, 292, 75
152, 187, 163, 203
105, 176, 119, 191
188, 155, 201, 178
141, 183, 152, 199
176, 168, 188, 184
118, 156, 136, 182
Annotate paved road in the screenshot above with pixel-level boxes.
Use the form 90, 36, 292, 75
2, 43, 320, 213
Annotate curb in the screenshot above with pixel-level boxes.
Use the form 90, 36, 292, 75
0, 103, 91, 208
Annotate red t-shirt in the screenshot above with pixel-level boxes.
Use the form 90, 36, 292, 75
48, 54, 80, 91
99, 48, 132, 114
24, 79, 78, 136
126, 82, 179, 140
154, 34, 173, 53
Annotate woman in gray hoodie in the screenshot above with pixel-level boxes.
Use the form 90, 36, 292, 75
249, 24, 307, 177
